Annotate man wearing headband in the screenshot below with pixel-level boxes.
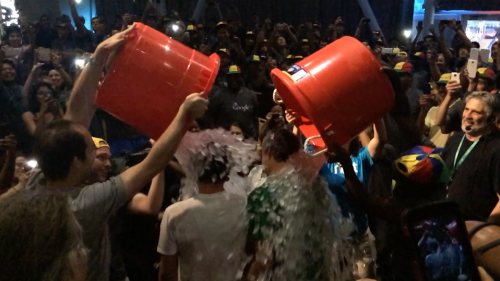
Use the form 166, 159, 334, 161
442, 92, 500, 222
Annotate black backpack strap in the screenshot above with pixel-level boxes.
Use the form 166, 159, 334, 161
468, 222, 500, 239
473, 239, 500, 255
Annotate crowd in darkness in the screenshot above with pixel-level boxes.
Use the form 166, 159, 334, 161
2, 0, 500, 281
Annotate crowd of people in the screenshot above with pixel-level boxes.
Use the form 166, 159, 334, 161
1, 1, 500, 281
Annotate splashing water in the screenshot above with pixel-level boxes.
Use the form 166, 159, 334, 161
246, 149, 354, 281
174, 128, 260, 198
176, 129, 354, 280
251, 168, 354, 281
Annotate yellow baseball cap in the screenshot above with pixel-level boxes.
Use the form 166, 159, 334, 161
437, 73, 451, 84
249, 55, 261, 63
227, 65, 241, 75
397, 52, 408, 58
92, 137, 110, 149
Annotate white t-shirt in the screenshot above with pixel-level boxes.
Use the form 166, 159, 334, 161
157, 191, 247, 281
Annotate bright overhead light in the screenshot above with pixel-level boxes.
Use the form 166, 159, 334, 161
74, 0, 82, 4
404, 29, 412, 38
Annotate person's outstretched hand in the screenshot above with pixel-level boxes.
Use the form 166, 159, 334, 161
446, 80, 462, 97
0, 135, 17, 156
181, 93, 208, 119
97, 23, 135, 54
285, 109, 299, 125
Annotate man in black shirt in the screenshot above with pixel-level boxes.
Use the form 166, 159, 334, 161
208, 65, 259, 139
443, 91, 500, 222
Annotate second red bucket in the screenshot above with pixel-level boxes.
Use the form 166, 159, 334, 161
96, 23, 220, 140
271, 36, 394, 155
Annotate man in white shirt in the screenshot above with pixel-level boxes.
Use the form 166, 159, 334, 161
158, 142, 247, 281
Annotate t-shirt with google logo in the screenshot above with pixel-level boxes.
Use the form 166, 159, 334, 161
208, 87, 259, 139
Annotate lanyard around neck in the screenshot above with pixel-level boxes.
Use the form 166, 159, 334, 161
451, 135, 480, 177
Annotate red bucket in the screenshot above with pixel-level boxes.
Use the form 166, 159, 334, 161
96, 23, 220, 140
271, 36, 394, 155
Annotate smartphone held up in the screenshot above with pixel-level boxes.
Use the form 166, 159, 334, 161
402, 201, 482, 281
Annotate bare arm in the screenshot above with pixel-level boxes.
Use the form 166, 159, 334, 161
127, 171, 165, 215
233, 38, 246, 64
252, 25, 267, 56
246, 241, 273, 281
159, 254, 178, 281
334, 146, 397, 222
435, 94, 453, 134
354, 19, 368, 40
367, 119, 386, 159
449, 20, 474, 51
437, 22, 453, 63
427, 50, 442, 82
411, 27, 423, 54
0, 135, 16, 194
435, 81, 461, 134
120, 94, 207, 199
496, 35, 500, 71
417, 98, 431, 137
22, 112, 37, 135
141, 2, 156, 24
489, 194, 500, 219
167, 161, 185, 177
22, 62, 44, 108
65, 25, 135, 128
359, 130, 371, 147
68, 0, 87, 31
284, 24, 297, 44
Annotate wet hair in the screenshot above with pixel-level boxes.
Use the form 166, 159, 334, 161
29, 82, 56, 113
198, 143, 230, 184
35, 120, 87, 181
259, 116, 283, 143
0, 189, 87, 281
262, 128, 301, 162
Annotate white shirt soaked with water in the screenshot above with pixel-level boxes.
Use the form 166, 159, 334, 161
158, 191, 248, 281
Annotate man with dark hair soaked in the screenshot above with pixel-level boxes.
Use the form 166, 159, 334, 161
158, 138, 248, 281
246, 128, 352, 281
21, 26, 209, 281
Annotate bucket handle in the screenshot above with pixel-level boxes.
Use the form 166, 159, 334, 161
304, 135, 328, 156
273, 89, 284, 105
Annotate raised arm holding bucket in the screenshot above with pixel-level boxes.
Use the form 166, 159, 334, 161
95, 23, 220, 140
270, 36, 395, 155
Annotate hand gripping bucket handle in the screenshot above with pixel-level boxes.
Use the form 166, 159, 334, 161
273, 89, 284, 105
304, 135, 328, 156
